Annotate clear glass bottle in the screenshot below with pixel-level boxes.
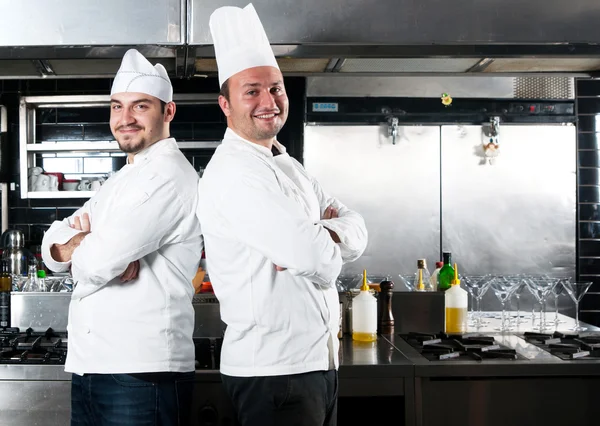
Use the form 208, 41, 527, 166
413, 259, 432, 292
22, 261, 42, 292
430, 261, 443, 291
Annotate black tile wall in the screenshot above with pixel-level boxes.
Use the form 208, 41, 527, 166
56, 208, 79, 221
580, 240, 600, 257
576, 133, 600, 150
576, 98, 600, 114
36, 124, 84, 141
578, 168, 600, 186
56, 107, 109, 124
581, 279, 600, 294
580, 293, 600, 311
577, 115, 600, 132
577, 78, 600, 325
580, 311, 600, 325
82, 124, 113, 141
578, 186, 600, 203
0, 76, 307, 251
579, 258, 600, 275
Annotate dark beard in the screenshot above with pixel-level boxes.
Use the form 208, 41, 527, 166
117, 137, 146, 154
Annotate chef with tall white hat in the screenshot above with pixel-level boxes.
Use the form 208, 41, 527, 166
41, 48, 202, 426
197, 4, 368, 426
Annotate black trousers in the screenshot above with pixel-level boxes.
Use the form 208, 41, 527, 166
222, 370, 338, 426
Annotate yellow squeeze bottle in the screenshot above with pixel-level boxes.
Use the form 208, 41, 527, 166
444, 263, 468, 334
352, 269, 378, 342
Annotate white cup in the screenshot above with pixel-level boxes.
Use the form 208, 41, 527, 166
63, 181, 79, 191
47, 175, 58, 191
90, 180, 102, 191
77, 179, 91, 191
33, 174, 50, 191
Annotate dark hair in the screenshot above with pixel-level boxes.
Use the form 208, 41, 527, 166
160, 100, 166, 113
219, 80, 230, 101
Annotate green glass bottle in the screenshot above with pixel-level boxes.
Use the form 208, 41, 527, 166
437, 252, 455, 292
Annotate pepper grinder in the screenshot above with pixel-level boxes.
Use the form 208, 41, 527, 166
378, 280, 394, 334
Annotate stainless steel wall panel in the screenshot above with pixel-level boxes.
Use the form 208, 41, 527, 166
440, 125, 576, 277
0, 380, 71, 426
0, 0, 183, 46
303, 124, 441, 278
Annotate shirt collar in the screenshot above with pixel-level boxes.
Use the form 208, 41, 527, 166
128, 138, 178, 165
224, 128, 287, 157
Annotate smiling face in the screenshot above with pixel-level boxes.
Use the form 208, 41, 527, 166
109, 92, 176, 157
218, 66, 289, 148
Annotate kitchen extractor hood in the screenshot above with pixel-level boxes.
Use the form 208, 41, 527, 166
0, 0, 186, 78
2, 0, 600, 78
188, 0, 600, 78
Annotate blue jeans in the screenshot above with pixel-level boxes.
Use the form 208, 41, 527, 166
71, 372, 195, 426
222, 370, 338, 426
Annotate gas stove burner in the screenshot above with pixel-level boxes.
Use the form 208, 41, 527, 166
523, 331, 600, 360
401, 332, 525, 362
0, 327, 68, 365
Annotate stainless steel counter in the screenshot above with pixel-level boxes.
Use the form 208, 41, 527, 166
0, 337, 412, 426
3, 316, 600, 426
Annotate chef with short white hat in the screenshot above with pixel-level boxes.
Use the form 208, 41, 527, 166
111, 48, 173, 102
41, 48, 202, 425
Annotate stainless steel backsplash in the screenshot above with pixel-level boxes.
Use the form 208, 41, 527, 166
304, 124, 576, 312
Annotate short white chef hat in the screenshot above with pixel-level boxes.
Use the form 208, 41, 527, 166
209, 3, 280, 87
110, 49, 173, 103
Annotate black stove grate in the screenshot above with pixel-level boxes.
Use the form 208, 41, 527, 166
522, 331, 600, 360
0, 327, 67, 364
400, 332, 526, 361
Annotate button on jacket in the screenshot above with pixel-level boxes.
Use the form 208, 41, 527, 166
41, 138, 203, 375
196, 129, 368, 377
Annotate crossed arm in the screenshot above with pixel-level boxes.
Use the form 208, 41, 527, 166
49, 212, 140, 282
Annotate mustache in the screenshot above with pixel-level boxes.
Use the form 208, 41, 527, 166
116, 125, 143, 131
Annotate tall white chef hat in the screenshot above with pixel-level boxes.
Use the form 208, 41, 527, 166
209, 3, 279, 87
110, 49, 173, 103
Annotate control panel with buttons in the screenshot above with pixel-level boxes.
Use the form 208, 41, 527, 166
508, 103, 573, 115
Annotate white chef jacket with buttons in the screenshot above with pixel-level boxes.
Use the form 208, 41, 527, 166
41, 138, 203, 375
196, 128, 368, 377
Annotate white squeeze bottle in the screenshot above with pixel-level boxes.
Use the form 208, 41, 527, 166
352, 269, 378, 342
444, 263, 468, 334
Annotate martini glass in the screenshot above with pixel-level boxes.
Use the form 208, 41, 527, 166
509, 276, 529, 326
526, 276, 559, 331
549, 276, 569, 325
490, 277, 519, 332
398, 274, 415, 291
562, 281, 593, 331
463, 275, 492, 327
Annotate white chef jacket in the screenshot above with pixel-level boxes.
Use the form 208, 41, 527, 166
196, 128, 368, 377
41, 138, 203, 375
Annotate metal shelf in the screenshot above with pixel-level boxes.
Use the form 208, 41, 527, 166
19, 93, 221, 199
27, 191, 96, 199
26, 141, 220, 152
27, 142, 119, 152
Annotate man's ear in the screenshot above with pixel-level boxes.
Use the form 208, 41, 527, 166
218, 95, 231, 117
164, 102, 176, 122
